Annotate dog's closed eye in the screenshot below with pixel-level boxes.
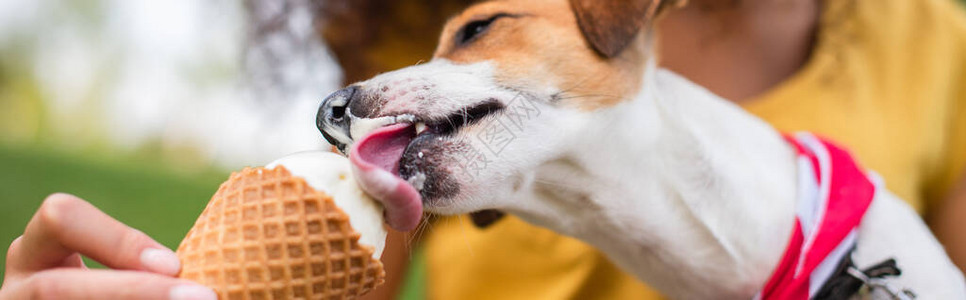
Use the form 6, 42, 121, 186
454, 13, 514, 47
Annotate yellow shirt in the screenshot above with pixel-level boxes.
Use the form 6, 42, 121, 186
425, 0, 966, 298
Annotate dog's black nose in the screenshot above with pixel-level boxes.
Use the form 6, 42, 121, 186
317, 86, 358, 153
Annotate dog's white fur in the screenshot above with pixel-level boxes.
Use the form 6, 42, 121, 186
344, 30, 966, 300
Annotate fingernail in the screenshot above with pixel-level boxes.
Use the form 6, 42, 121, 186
170, 284, 217, 300
140, 248, 181, 276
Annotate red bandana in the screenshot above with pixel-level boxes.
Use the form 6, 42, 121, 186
758, 133, 878, 300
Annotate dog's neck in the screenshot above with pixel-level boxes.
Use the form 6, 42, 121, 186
509, 59, 799, 299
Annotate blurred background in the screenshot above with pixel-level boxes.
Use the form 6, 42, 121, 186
6, 0, 964, 298
0, 0, 472, 297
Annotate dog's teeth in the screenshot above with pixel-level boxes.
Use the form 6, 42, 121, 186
415, 122, 428, 134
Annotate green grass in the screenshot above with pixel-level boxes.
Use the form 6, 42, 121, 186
399, 247, 427, 300
0, 143, 227, 284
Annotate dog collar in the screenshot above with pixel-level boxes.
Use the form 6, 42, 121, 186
757, 133, 878, 299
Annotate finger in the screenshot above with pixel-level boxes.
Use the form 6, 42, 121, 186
1, 269, 216, 300
12, 236, 87, 269
10, 193, 181, 276
58, 253, 86, 269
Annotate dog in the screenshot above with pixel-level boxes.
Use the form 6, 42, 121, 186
314, 0, 966, 298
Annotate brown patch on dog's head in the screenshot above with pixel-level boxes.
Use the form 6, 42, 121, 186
431, 0, 676, 110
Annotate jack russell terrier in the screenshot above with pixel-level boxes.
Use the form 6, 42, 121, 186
315, 0, 966, 298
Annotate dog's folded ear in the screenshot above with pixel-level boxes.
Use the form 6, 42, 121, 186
570, 0, 684, 57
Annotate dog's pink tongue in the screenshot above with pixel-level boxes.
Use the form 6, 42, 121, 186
349, 123, 423, 231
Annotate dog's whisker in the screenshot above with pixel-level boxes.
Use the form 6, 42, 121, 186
553, 74, 627, 103
532, 179, 574, 188
554, 94, 624, 104
416, 215, 434, 242
553, 74, 624, 103
555, 93, 622, 100
408, 213, 435, 247
558, 73, 598, 94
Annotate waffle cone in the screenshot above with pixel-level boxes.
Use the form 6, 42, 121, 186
176, 166, 386, 300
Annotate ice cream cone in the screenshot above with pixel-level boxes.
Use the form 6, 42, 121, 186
176, 152, 386, 300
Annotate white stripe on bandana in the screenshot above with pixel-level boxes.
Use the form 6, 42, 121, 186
757, 132, 877, 300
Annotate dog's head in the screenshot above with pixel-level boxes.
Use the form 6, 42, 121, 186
318, 0, 675, 230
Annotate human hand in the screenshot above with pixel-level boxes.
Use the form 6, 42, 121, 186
0, 193, 216, 300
